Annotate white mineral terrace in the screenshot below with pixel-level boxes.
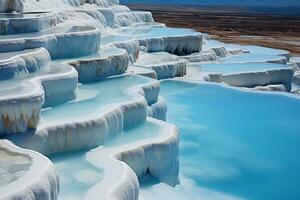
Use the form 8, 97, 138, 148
0, 0, 299, 199
0, 140, 59, 200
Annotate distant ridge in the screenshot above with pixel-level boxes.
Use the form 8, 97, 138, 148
121, 0, 300, 7
125, 3, 300, 16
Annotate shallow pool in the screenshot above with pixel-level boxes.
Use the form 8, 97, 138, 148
49, 150, 104, 200
49, 119, 164, 200
220, 53, 286, 64
101, 35, 133, 45
122, 27, 199, 39
40, 75, 153, 125
140, 80, 300, 200
241, 45, 289, 56
189, 62, 288, 74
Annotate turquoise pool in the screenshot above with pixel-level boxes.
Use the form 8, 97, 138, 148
242, 45, 289, 56
49, 150, 104, 200
189, 63, 289, 74
41, 75, 153, 125
122, 27, 199, 38
101, 35, 133, 45
140, 80, 300, 200
220, 53, 286, 64
49, 119, 166, 200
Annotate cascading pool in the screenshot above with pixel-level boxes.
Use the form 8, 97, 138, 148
49, 119, 171, 200
188, 62, 288, 74
220, 53, 286, 64
40, 75, 153, 125
140, 80, 300, 200
120, 26, 199, 38
0, 0, 299, 199
49, 150, 104, 200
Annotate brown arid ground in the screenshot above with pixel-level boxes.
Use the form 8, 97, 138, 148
128, 4, 300, 56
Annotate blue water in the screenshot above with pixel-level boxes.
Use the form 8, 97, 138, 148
41, 75, 153, 125
241, 45, 289, 56
49, 150, 104, 200
220, 53, 285, 63
101, 35, 132, 45
157, 80, 300, 199
49, 119, 163, 200
122, 27, 199, 39
190, 63, 288, 74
